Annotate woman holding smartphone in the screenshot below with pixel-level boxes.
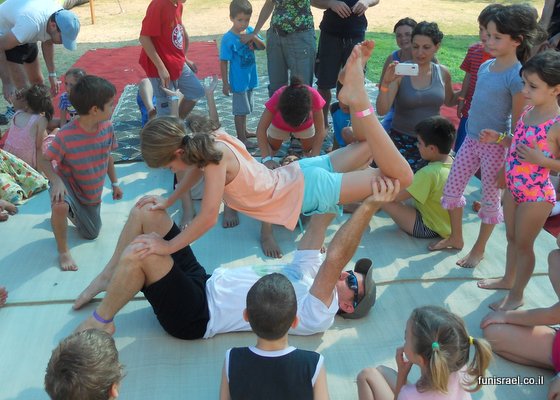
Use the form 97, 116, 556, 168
376, 21, 456, 172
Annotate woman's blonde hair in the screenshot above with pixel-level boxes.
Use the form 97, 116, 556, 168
141, 116, 223, 168
410, 306, 492, 394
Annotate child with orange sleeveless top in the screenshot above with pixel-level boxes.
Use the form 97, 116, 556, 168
478, 51, 560, 311
134, 41, 413, 259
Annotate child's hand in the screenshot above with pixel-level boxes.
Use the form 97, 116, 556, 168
50, 180, 68, 204
112, 185, 123, 200
517, 140, 546, 165
456, 99, 464, 119
136, 195, 170, 211
479, 129, 500, 143
239, 32, 254, 45
203, 75, 219, 95
480, 310, 507, 329
496, 166, 506, 189
157, 66, 171, 88
222, 82, 231, 96
395, 346, 413, 377
161, 87, 184, 102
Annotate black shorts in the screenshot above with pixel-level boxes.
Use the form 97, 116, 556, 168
315, 31, 364, 90
142, 223, 211, 340
5, 43, 39, 64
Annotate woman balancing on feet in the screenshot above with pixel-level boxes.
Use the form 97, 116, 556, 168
135, 41, 413, 259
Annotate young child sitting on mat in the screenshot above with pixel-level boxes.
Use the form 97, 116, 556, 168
380, 116, 455, 240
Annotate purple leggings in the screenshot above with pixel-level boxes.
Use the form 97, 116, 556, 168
442, 136, 506, 224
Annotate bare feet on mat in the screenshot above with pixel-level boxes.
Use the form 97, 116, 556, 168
75, 315, 116, 335
73, 274, 111, 309
489, 295, 523, 311
456, 249, 484, 268
245, 130, 256, 138
261, 233, 283, 258
59, 251, 78, 271
428, 237, 463, 251
477, 277, 513, 290
0, 287, 7, 307
0, 199, 17, 221
222, 206, 239, 228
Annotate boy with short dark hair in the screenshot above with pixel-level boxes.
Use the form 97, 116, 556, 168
219, 273, 329, 400
45, 329, 124, 400
380, 116, 455, 239
220, 0, 265, 149
139, 0, 204, 119
40, 75, 123, 271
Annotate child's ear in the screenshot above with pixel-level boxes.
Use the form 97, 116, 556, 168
109, 382, 119, 399
242, 308, 249, 322
291, 315, 299, 329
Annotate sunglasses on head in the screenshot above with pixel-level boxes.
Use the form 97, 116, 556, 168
346, 270, 359, 309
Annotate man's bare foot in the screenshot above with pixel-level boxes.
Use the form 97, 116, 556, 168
222, 206, 239, 228
456, 249, 484, 269
59, 252, 78, 271
338, 40, 375, 87
0, 286, 8, 307
489, 295, 523, 311
261, 232, 283, 258
477, 277, 513, 290
73, 274, 111, 309
245, 130, 256, 138
75, 315, 116, 335
428, 237, 463, 251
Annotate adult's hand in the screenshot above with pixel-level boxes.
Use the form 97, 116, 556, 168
132, 232, 172, 258
136, 195, 170, 211
330, 0, 352, 18
480, 310, 507, 329
186, 58, 198, 74
352, 0, 369, 16
48, 75, 60, 96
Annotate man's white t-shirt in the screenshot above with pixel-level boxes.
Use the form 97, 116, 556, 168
203, 250, 339, 338
0, 0, 59, 44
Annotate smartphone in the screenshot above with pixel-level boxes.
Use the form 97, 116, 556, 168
395, 63, 419, 76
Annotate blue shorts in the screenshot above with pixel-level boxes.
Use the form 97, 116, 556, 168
299, 154, 343, 216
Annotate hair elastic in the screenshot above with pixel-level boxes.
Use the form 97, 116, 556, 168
355, 106, 374, 118
432, 341, 440, 350
182, 135, 189, 146
379, 85, 389, 93
469, 336, 474, 345
93, 310, 113, 324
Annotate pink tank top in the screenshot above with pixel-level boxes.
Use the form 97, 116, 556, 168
215, 132, 304, 230
3, 111, 41, 168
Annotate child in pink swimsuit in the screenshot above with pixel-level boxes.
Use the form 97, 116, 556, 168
3, 85, 54, 172
479, 50, 560, 311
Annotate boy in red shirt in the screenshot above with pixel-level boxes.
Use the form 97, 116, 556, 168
139, 0, 204, 119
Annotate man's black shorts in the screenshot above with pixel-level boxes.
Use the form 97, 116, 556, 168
142, 223, 211, 340
5, 43, 39, 64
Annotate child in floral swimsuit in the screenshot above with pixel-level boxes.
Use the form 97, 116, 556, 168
479, 51, 560, 311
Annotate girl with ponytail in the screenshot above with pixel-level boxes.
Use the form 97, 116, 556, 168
357, 305, 492, 400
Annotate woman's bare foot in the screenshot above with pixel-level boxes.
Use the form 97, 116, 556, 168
75, 315, 116, 335
338, 40, 375, 88
0, 212, 8, 222
59, 251, 78, 271
73, 274, 112, 309
260, 224, 282, 258
477, 277, 513, 290
222, 206, 239, 228
428, 237, 464, 251
456, 249, 484, 268
0, 286, 8, 307
245, 130, 256, 138
489, 294, 523, 311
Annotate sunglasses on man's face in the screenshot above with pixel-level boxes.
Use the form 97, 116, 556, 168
345, 270, 359, 309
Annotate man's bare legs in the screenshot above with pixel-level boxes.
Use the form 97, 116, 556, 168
73, 202, 173, 309
51, 202, 78, 271
0, 286, 7, 307
428, 207, 464, 252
